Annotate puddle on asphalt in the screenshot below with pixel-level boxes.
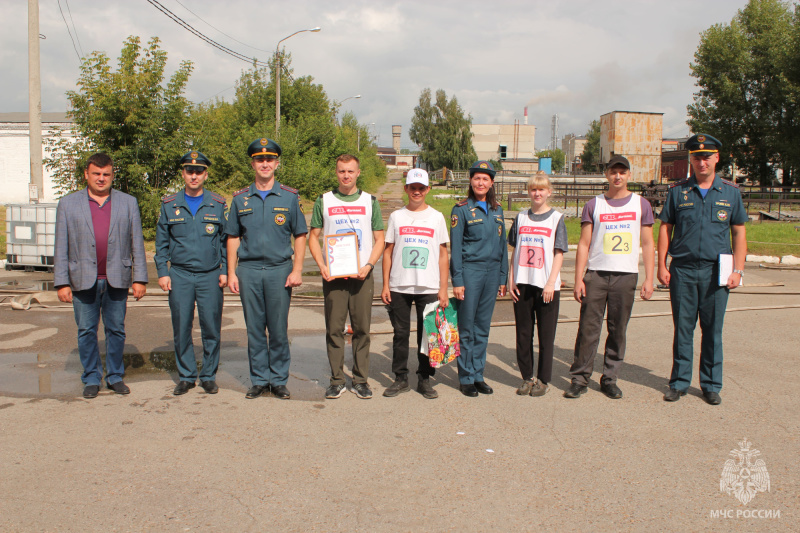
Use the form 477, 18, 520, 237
0, 334, 354, 401
0, 280, 55, 291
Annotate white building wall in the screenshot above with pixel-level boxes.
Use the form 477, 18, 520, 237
0, 118, 74, 205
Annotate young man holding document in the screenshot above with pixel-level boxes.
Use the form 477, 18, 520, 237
657, 133, 748, 405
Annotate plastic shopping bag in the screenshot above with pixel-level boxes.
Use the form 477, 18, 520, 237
420, 298, 460, 368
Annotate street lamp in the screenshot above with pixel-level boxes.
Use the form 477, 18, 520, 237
340, 94, 361, 105
275, 26, 321, 136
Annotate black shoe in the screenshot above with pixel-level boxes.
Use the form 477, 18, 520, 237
201, 381, 219, 394
417, 379, 438, 399
460, 384, 479, 397
601, 383, 623, 399
106, 381, 130, 395
245, 385, 267, 399
563, 383, 588, 399
703, 390, 722, 405
173, 381, 196, 395
325, 383, 346, 399
474, 381, 493, 395
83, 385, 100, 399
383, 378, 411, 397
663, 388, 687, 402
271, 384, 291, 399
351, 383, 373, 399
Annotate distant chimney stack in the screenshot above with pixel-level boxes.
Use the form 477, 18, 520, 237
392, 125, 401, 152
524, 107, 528, 125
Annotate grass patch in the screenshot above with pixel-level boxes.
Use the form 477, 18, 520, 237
744, 221, 800, 257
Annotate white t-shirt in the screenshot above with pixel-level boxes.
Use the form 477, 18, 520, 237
385, 206, 450, 294
587, 193, 643, 273
321, 190, 373, 269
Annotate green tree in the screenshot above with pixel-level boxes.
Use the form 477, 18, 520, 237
45, 36, 193, 238
409, 88, 476, 171
536, 148, 565, 173
580, 120, 601, 172
688, 0, 794, 186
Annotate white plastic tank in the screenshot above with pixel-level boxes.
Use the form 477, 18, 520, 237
5, 203, 57, 271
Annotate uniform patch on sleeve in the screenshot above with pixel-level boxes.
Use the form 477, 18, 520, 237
451, 214, 459, 227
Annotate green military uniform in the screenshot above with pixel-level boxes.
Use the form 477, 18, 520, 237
155, 186, 227, 385
659, 139, 748, 394
225, 180, 307, 388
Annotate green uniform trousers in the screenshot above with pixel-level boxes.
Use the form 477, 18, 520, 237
668, 261, 729, 393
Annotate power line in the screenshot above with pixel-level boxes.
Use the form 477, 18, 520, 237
57, 0, 81, 61
145, 0, 269, 68
63, 0, 84, 57
172, 0, 273, 55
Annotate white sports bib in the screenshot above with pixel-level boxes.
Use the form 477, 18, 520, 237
321, 191, 373, 268
511, 210, 562, 289
587, 194, 642, 273
386, 207, 449, 294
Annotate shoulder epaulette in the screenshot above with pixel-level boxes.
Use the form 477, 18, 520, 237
720, 178, 739, 188
209, 191, 226, 203
233, 187, 250, 197
162, 193, 177, 203
455, 199, 468, 207
669, 178, 689, 189
280, 184, 298, 194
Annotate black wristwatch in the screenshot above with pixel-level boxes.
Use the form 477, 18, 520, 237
366, 262, 375, 271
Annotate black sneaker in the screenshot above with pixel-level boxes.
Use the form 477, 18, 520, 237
325, 383, 346, 399
563, 383, 588, 399
601, 383, 623, 399
351, 383, 372, 399
383, 378, 410, 397
417, 379, 438, 399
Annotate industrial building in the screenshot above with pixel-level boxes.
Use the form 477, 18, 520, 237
599, 111, 663, 183
1, 112, 73, 204
562, 133, 588, 173
471, 118, 536, 172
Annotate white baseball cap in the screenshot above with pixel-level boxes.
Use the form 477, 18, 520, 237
406, 168, 429, 186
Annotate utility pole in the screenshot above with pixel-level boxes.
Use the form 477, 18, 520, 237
28, 0, 43, 203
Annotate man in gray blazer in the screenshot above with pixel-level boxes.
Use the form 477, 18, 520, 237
55, 153, 148, 399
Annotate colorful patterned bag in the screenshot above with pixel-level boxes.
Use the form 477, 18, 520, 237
421, 298, 460, 368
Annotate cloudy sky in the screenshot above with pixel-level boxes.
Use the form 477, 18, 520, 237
3, 0, 745, 150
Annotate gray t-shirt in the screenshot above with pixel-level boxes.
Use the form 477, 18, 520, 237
508, 208, 569, 252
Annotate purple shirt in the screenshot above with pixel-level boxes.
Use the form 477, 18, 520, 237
581, 194, 654, 225
89, 196, 111, 279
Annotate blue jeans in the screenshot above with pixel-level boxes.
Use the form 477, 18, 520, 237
72, 279, 128, 386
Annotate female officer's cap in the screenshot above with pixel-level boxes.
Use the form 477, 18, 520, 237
469, 160, 496, 179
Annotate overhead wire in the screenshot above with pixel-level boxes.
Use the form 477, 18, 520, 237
172, 0, 274, 54
63, 0, 84, 57
56, 0, 81, 62
145, 0, 269, 68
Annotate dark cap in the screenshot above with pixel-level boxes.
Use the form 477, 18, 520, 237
247, 138, 282, 158
686, 133, 721, 155
469, 160, 496, 179
180, 151, 211, 168
606, 155, 631, 170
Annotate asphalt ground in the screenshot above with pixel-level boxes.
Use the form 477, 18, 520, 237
0, 249, 798, 531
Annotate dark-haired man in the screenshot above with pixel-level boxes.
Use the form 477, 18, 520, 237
55, 153, 148, 399
658, 133, 747, 405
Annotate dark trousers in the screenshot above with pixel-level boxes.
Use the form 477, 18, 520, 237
668, 261, 729, 393
513, 284, 560, 383
570, 270, 638, 386
456, 264, 500, 385
386, 291, 438, 380
323, 272, 374, 385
